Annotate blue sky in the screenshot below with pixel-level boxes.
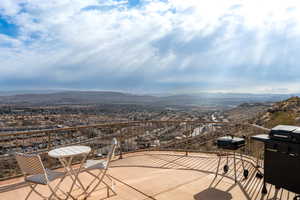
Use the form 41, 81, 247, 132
0, 16, 19, 37
0, 0, 300, 94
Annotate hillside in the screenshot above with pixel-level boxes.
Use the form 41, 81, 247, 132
252, 96, 300, 128
224, 102, 272, 122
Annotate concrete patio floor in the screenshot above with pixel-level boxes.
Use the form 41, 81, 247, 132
0, 151, 297, 200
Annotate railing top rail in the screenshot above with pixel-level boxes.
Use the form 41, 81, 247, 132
0, 121, 140, 137
0, 120, 269, 137
247, 123, 271, 131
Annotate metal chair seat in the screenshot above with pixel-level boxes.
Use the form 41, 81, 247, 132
25, 169, 65, 185
85, 160, 107, 170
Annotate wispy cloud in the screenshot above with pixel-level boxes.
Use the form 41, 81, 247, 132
0, 0, 300, 93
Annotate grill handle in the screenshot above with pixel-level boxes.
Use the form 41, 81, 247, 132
289, 153, 298, 158
266, 148, 278, 152
272, 134, 290, 139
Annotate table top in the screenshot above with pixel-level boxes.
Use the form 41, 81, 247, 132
48, 145, 91, 158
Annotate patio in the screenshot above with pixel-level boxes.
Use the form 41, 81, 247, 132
0, 151, 296, 200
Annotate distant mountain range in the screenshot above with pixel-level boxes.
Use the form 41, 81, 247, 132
0, 91, 157, 105
0, 91, 298, 107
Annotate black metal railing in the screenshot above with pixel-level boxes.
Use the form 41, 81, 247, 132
0, 120, 268, 180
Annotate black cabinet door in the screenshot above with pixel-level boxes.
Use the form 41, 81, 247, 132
264, 147, 300, 193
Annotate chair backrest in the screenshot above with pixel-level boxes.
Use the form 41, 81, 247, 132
15, 153, 46, 176
106, 138, 118, 168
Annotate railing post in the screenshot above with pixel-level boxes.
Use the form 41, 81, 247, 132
185, 122, 189, 157
47, 132, 51, 150
119, 142, 123, 159
118, 133, 123, 159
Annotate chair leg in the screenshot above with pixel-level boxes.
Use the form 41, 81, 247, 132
76, 170, 103, 198
48, 184, 64, 200
60, 157, 82, 190
106, 174, 116, 192
85, 170, 103, 191
83, 170, 117, 199
29, 184, 48, 199
25, 184, 36, 200
84, 172, 106, 199
102, 179, 116, 196
105, 173, 115, 189
85, 171, 115, 190
48, 176, 68, 200
84, 177, 116, 199
66, 155, 88, 199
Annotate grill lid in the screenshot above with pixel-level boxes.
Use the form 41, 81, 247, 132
217, 136, 245, 150
217, 136, 245, 143
271, 125, 298, 133
270, 125, 300, 142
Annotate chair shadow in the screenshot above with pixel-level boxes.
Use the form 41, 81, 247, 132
194, 188, 233, 200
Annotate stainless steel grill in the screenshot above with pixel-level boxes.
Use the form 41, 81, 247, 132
252, 125, 300, 199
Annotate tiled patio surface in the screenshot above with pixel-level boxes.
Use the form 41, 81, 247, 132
0, 151, 297, 200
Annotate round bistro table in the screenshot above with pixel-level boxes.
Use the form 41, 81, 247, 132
48, 145, 91, 199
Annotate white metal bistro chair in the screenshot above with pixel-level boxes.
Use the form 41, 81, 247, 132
82, 138, 118, 199
15, 152, 67, 200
